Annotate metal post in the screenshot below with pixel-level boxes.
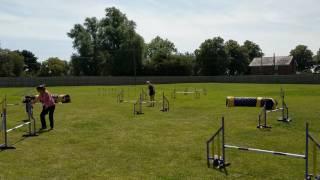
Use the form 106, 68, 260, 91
27, 103, 31, 135
281, 89, 285, 120
306, 123, 309, 179
313, 143, 317, 178
163, 92, 165, 111
3, 97, 8, 147
222, 117, 226, 165
1, 96, 15, 150
140, 93, 142, 113
207, 141, 210, 167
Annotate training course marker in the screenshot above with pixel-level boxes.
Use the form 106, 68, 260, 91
133, 92, 170, 115
142, 92, 170, 112
0, 96, 37, 150
117, 89, 142, 104
171, 87, 206, 99
133, 93, 143, 115
161, 92, 169, 112
117, 89, 125, 103
258, 88, 291, 128
226, 88, 291, 129
206, 117, 320, 179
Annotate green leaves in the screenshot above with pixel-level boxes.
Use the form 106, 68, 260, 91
39, 57, 69, 77
242, 40, 264, 61
15, 50, 40, 75
145, 36, 177, 63
195, 37, 229, 76
290, 45, 314, 71
0, 50, 24, 77
225, 40, 249, 75
195, 38, 263, 76
314, 49, 320, 64
68, 7, 144, 76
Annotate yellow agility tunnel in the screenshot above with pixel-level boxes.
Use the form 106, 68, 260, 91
226, 96, 277, 110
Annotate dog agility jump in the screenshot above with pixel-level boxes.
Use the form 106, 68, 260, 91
226, 88, 291, 129
133, 93, 143, 115
133, 92, 170, 115
0, 96, 37, 150
171, 87, 206, 99
161, 92, 169, 112
206, 117, 320, 179
117, 89, 147, 104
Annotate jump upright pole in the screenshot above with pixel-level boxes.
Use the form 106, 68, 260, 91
0, 97, 37, 150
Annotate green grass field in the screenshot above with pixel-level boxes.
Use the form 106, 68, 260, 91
0, 83, 320, 179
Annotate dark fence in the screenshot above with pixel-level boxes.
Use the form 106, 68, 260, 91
0, 75, 320, 87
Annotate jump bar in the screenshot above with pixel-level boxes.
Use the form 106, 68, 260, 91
6, 121, 31, 133
224, 144, 306, 159
176, 92, 196, 94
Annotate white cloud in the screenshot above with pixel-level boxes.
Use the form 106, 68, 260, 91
0, 0, 319, 60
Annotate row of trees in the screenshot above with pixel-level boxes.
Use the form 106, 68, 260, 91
67, 7, 320, 76
1, 7, 320, 77
0, 49, 68, 77
67, 7, 265, 76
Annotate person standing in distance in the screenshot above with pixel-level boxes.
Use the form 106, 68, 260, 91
146, 81, 155, 107
34, 84, 56, 131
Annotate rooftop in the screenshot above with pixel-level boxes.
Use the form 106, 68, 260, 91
249, 56, 293, 67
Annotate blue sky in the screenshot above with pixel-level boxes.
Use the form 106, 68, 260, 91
0, 0, 319, 61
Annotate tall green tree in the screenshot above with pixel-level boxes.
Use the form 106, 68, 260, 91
290, 45, 314, 71
39, 57, 69, 76
142, 37, 193, 75
15, 50, 40, 75
225, 40, 249, 75
313, 48, 320, 65
145, 36, 177, 63
0, 49, 24, 77
242, 40, 264, 61
195, 37, 229, 75
68, 7, 144, 76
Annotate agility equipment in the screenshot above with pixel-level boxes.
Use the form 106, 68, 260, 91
258, 88, 291, 128
206, 117, 320, 179
98, 88, 117, 96
133, 94, 143, 115
226, 96, 276, 110
117, 89, 125, 103
171, 88, 206, 99
0, 96, 37, 150
141, 89, 148, 102
52, 94, 71, 103
161, 93, 169, 112
117, 90, 138, 104
226, 89, 291, 129
23, 94, 71, 104
226, 96, 276, 128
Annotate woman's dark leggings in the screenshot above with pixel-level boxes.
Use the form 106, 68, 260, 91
40, 105, 55, 129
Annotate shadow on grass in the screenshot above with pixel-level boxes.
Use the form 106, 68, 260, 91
210, 166, 229, 176
0, 129, 52, 152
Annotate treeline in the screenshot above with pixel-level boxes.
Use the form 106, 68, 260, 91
0, 49, 68, 77
1, 7, 320, 77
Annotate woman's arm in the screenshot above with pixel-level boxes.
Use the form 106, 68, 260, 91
32, 95, 40, 104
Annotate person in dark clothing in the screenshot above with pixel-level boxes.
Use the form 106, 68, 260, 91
146, 81, 155, 107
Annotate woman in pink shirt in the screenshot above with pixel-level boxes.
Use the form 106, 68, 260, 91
36, 85, 55, 130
